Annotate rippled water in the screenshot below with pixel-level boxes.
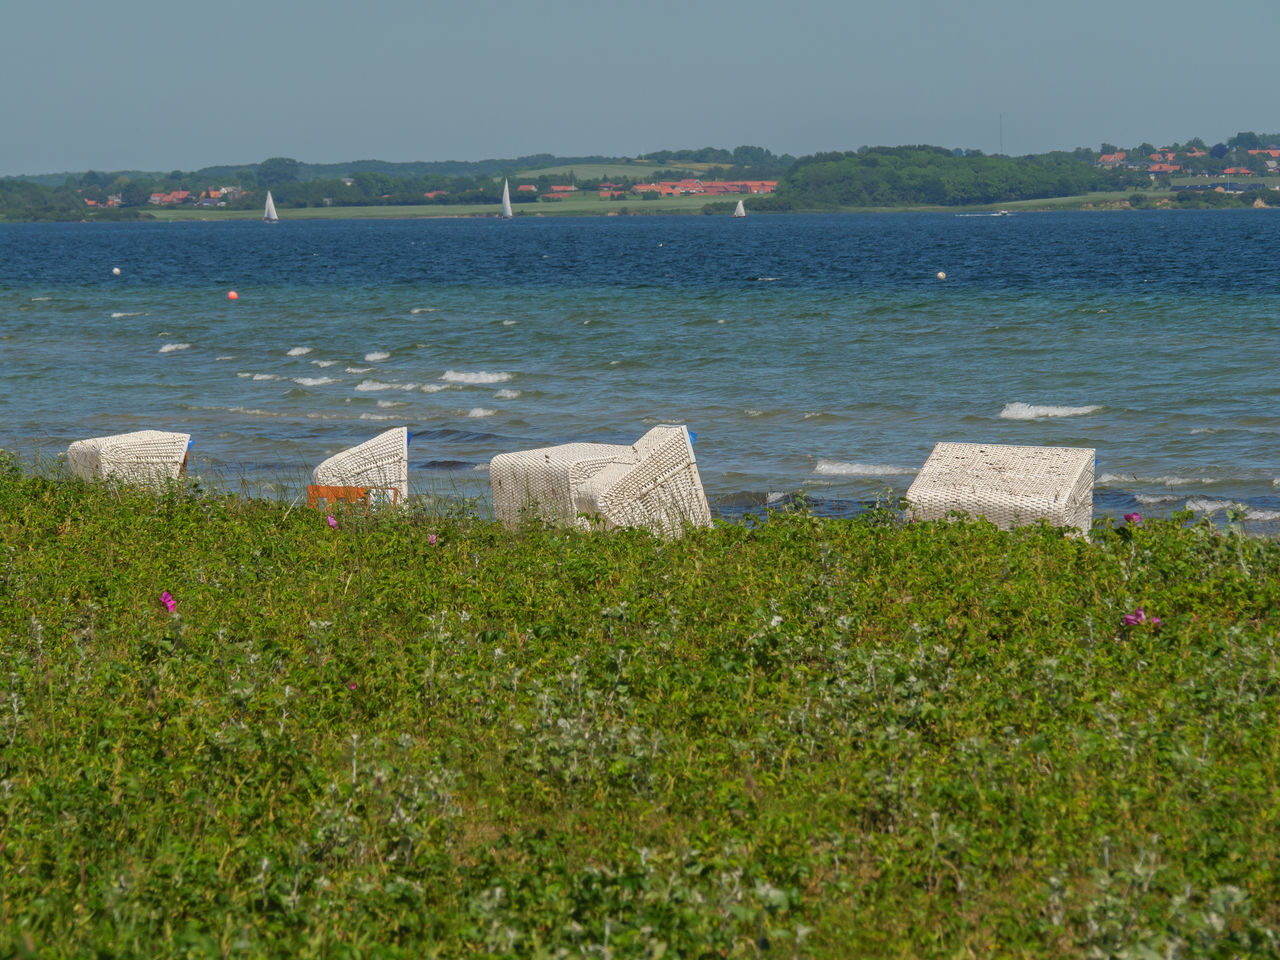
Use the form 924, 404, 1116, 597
3, 212, 1279, 523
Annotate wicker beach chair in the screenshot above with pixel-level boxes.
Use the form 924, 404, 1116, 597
309, 427, 409, 508
905, 442, 1094, 535
490, 424, 712, 538
67, 430, 191, 485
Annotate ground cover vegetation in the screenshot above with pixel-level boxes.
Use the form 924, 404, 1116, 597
7, 132, 1280, 221
2, 452, 1279, 957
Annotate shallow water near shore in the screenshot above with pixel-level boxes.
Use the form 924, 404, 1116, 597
3, 211, 1279, 528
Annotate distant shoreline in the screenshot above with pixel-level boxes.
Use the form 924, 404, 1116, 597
6, 193, 1279, 225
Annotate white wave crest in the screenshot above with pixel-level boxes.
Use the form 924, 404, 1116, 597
216, 355, 235, 361
358, 413, 395, 421
502, 319, 519, 326
364, 351, 390, 362
1183, 499, 1280, 521
466, 407, 496, 418
494, 389, 520, 399
999, 402, 1102, 420
1184, 498, 1242, 514
30, 296, 51, 301
253, 373, 280, 381
814, 460, 916, 477
420, 384, 448, 393
287, 346, 312, 356
442, 370, 513, 384
112, 312, 144, 318
159, 342, 190, 353
312, 359, 338, 367
1098, 473, 1205, 487
1134, 494, 1179, 504
227, 406, 282, 417
376, 400, 405, 408
345, 366, 373, 374
293, 377, 338, 386
356, 380, 419, 392
410, 307, 438, 314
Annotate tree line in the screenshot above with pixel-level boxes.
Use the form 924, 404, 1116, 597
5, 135, 1280, 220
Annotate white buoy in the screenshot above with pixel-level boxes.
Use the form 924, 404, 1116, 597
936, 271, 946, 280
112, 267, 121, 276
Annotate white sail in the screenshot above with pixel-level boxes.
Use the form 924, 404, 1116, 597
263, 191, 278, 222
732, 199, 746, 218
500, 179, 513, 219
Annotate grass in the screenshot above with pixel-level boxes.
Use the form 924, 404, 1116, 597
2, 453, 1279, 957
149, 194, 720, 221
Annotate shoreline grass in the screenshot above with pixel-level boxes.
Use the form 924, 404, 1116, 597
2, 455, 1279, 956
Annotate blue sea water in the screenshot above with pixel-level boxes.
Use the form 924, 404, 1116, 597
3, 211, 1279, 525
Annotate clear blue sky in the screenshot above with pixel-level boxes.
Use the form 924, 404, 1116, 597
3, 0, 1278, 176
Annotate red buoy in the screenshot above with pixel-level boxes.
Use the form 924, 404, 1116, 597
227, 290, 239, 300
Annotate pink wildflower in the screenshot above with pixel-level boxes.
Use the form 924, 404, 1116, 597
428, 533, 437, 546
327, 514, 338, 529
160, 590, 176, 613
1124, 513, 1142, 525
1123, 607, 1163, 628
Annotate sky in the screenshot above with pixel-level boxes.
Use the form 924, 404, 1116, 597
3, 0, 1279, 177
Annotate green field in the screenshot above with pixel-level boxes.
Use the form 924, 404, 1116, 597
510, 161, 704, 181
2, 453, 1279, 957
148, 193, 724, 221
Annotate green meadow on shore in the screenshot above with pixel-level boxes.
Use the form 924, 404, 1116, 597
134, 188, 1280, 222
152, 193, 723, 221
2, 456, 1279, 957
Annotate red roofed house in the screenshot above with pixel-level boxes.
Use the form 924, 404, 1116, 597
1223, 167, 1254, 176
1247, 149, 1280, 158
1148, 163, 1181, 173
517, 184, 537, 193
1097, 152, 1126, 167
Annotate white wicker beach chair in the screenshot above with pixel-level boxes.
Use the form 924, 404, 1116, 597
905, 442, 1094, 535
67, 430, 191, 485
490, 424, 712, 537
311, 427, 409, 506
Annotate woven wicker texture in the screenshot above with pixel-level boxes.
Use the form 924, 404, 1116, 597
312, 428, 409, 504
490, 425, 711, 537
905, 442, 1094, 534
67, 430, 191, 485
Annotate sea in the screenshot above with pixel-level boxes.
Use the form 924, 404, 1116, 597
3, 211, 1279, 528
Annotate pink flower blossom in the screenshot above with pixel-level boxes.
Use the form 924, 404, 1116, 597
348, 683, 356, 690
1123, 607, 1162, 627
428, 533, 437, 546
1124, 513, 1142, 525
160, 590, 176, 613
327, 514, 338, 529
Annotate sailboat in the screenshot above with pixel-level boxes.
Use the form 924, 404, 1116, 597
500, 179, 513, 219
732, 199, 746, 218
263, 191, 278, 223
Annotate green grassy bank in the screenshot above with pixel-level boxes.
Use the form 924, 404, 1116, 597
2, 459, 1279, 957
149, 194, 718, 221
